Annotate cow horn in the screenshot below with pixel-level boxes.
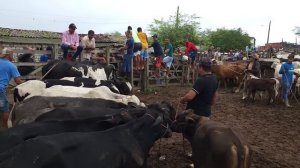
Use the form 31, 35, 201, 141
153, 116, 162, 126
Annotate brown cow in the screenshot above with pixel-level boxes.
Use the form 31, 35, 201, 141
211, 61, 246, 89
172, 110, 252, 168
245, 76, 280, 104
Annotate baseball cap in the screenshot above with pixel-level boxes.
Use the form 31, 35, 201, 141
0, 48, 12, 58
152, 34, 158, 38
69, 23, 77, 29
198, 57, 212, 67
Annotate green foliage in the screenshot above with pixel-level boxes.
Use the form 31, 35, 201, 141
109, 31, 122, 36
207, 28, 251, 52
148, 11, 201, 49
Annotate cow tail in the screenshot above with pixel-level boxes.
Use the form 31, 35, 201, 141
271, 78, 280, 97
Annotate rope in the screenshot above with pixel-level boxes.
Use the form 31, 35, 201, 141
39, 60, 61, 80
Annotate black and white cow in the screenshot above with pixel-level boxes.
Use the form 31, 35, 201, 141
11, 96, 144, 126
42, 60, 115, 81
0, 103, 175, 168
0, 107, 146, 153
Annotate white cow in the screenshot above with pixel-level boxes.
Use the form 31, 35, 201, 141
14, 80, 143, 106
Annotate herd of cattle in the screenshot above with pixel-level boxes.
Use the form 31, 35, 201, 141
0, 57, 254, 168
211, 53, 300, 103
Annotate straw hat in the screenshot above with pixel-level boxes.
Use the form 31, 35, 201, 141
0, 48, 12, 58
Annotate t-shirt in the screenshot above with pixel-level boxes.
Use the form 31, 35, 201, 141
279, 62, 295, 83
150, 41, 163, 57
164, 43, 173, 57
0, 59, 20, 92
184, 41, 197, 55
81, 35, 96, 49
126, 38, 134, 55
137, 32, 148, 49
131, 31, 141, 43
186, 74, 218, 117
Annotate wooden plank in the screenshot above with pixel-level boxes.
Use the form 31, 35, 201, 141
13, 62, 47, 66
27, 66, 44, 76
12, 49, 52, 55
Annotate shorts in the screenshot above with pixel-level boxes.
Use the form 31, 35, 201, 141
163, 56, 173, 68
141, 49, 148, 60
188, 50, 197, 62
0, 91, 9, 113
154, 56, 163, 68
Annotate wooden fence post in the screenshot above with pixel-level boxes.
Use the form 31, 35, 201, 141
105, 46, 110, 64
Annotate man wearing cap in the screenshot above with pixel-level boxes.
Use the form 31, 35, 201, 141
81, 30, 96, 60
127, 26, 142, 70
180, 58, 218, 117
0, 48, 22, 128
279, 54, 295, 107
149, 34, 163, 78
61, 23, 83, 61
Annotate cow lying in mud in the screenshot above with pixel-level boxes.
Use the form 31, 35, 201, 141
172, 110, 252, 168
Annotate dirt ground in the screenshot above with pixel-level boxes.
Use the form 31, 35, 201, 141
135, 86, 300, 168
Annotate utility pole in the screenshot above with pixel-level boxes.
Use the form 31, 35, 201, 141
267, 20, 271, 44
175, 6, 179, 29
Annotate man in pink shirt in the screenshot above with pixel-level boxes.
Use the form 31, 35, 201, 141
61, 23, 83, 61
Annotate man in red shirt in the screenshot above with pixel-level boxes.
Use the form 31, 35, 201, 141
184, 39, 198, 67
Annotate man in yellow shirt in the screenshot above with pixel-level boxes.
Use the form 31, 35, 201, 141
137, 27, 148, 70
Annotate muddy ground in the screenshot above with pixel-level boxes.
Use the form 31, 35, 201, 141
135, 86, 300, 168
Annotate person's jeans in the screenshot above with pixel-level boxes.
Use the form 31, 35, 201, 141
61, 44, 83, 59
282, 81, 291, 100
122, 53, 134, 74
0, 91, 8, 113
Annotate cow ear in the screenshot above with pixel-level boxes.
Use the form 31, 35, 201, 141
153, 116, 162, 126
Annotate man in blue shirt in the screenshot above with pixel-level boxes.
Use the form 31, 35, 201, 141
119, 30, 134, 79
149, 34, 163, 78
0, 48, 22, 128
279, 54, 295, 107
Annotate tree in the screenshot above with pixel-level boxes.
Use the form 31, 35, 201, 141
109, 31, 122, 36
148, 6, 201, 49
207, 28, 251, 52
294, 27, 300, 36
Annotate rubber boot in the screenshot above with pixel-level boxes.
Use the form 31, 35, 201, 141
284, 100, 291, 107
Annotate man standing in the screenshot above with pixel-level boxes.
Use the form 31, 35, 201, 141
61, 23, 83, 61
149, 34, 163, 78
119, 30, 134, 79
279, 54, 295, 107
180, 58, 218, 117
163, 38, 173, 78
184, 38, 198, 67
128, 26, 142, 70
0, 48, 22, 128
81, 30, 96, 60
137, 27, 148, 70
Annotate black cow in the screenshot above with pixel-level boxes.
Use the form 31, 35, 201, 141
0, 103, 175, 168
11, 96, 136, 126
17, 53, 34, 76
42, 60, 115, 80
0, 108, 146, 154
172, 110, 252, 168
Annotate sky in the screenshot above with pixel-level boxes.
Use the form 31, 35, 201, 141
0, 0, 299, 46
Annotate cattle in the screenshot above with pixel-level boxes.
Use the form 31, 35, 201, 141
0, 102, 175, 168
41, 60, 115, 82
245, 76, 280, 104
172, 110, 252, 168
11, 96, 144, 126
211, 61, 246, 89
0, 107, 146, 153
45, 77, 132, 95
13, 80, 139, 105
17, 53, 35, 76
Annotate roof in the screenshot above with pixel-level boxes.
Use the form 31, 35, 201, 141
0, 27, 125, 44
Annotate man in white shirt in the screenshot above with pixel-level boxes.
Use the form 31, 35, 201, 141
81, 30, 96, 60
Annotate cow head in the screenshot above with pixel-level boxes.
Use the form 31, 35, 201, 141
171, 109, 209, 140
